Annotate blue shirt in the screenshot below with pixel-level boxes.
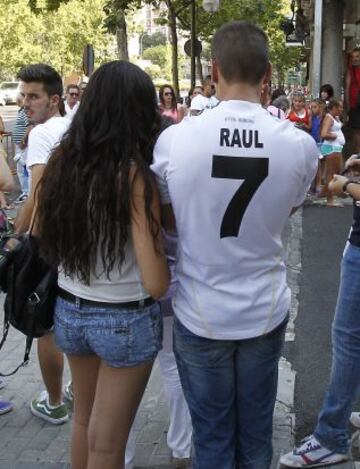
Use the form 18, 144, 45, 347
311, 115, 321, 143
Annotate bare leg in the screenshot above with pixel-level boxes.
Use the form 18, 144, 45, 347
37, 334, 64, 406
87, 360, 153, 469
325, 152, 343, 205
67, 354, 100, 469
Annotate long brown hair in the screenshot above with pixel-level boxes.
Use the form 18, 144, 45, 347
36, 61, 162, 284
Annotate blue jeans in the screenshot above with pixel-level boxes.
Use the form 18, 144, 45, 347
173, 316, 287, 469
314, 242, 360, 454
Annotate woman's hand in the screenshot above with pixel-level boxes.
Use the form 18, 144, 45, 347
328, 174, 348, 195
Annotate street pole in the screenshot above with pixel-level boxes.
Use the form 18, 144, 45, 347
311, 0, 323, 98
190, 0, 196, 88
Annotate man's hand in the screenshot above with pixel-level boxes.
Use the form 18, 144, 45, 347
328, 174, 348, 196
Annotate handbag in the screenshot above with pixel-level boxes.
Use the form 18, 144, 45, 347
0, 232, 58, 376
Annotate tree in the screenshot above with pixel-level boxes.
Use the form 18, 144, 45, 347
0, 0, 114, 78
0, 0, 46, 77
143, 44, 168, 68
142, 31, 167, 51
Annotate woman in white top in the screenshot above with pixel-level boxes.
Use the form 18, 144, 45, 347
35, 61, 169, 469
320, 98, 345, 206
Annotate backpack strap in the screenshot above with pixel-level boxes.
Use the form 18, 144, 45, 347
0, 336, 33, 377
0, 263, 33, 377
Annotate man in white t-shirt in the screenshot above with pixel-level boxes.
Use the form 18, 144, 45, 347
190, 74, 219, 115
152, 21, 318, 468
15, 64, 70, 425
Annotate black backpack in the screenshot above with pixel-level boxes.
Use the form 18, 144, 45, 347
0, 234, 57, 376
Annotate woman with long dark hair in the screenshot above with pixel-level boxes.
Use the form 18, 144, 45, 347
158, 84, 184, 123
35, 60, 169, 469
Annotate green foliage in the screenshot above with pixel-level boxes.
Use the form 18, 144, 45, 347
142, 44, 172, 80
142, 32, 167, 51
180, 0, 302, 85
0, 0, 115, 78
142, 44, 167, 67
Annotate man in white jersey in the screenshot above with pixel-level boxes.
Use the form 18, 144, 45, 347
15, 64, 70, 424
151, 21, 319, 468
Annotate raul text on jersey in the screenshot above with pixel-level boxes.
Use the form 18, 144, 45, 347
220, 128, 264, 149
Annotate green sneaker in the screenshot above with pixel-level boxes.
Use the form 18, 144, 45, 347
30, 391, 69, 425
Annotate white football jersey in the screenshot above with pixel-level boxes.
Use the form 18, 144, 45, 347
152, 100, 318, 340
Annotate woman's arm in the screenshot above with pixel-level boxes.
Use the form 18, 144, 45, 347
130, 169, 170, 299
320, 115, 336, 140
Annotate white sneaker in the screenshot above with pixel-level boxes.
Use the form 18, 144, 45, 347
350, 412, 360, 429
279, 434, 348, 467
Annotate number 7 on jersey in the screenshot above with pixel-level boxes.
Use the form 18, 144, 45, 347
211, 155, 269, 238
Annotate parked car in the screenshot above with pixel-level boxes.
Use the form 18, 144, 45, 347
0, 82, 20, 105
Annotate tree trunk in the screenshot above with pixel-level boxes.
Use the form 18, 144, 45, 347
196, 54, 203, 83
116, 10, 129, 61
276, 66, 285, 88
166, 1, 179, 98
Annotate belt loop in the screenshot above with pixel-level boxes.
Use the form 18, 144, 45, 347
75, 296, 81, 309
139, 298, 145, 308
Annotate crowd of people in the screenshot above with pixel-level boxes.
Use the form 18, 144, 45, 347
0, 19, 359, 469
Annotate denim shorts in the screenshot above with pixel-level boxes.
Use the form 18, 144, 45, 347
54, 296, 163, 368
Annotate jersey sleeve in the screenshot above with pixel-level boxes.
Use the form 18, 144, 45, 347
151, 127, 173, 205
293, 132, 320, 207
26, 126, 52, 169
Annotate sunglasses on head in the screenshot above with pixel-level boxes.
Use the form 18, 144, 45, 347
69, 92, 79, 97
164, 92, 173, 97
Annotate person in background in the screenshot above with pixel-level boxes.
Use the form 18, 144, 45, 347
280, 155, 360, 467
35, 60, 169, 469
184, 85, 204, 116
320, 98, 345, 207
309, 98, 326, 195
267, 95, 290, 120
287, 91, 312, 132
345, 48, 360, 153
64, 84, 80, 121
159, 85, 184, 123
12, 93, 29, 204
190, 75, 219, 116
270, 87, 286, 103
320, 83, 334, 104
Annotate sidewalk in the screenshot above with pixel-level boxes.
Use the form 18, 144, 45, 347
0, 209, 356, 468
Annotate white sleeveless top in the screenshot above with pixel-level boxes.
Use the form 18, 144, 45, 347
323, 114, 345, 147
58, 239, 149, 303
